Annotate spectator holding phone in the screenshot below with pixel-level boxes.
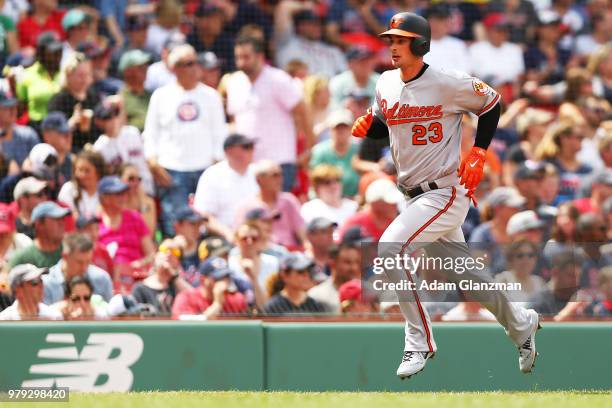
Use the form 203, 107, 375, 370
52, 275, 108, 320
172, 256, 247, 319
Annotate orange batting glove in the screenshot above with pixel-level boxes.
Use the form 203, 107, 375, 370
458, 146, 486, 191
351, 108, 373, 138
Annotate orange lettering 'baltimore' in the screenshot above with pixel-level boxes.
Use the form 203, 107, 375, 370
381, 99, 443, 125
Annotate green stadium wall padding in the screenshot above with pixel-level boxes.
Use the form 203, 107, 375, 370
0, 321, 610, 392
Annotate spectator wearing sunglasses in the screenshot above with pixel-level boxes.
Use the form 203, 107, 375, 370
262, 252, 323, 316
120, 164, 157, 234
9, 201, 69, 269
52, 275, 108, 320
43, 233, 112, 305
228, 222, 277, 309
300, 164, 358, 226
193, 133, 259, 237
143, 43, 227, 237
12, 177, 49, 239
496, 240, 546, 304
92, 100, 154, 196
0, 264, 62, 320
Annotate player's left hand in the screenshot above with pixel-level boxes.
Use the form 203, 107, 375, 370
458, 147, 486, 191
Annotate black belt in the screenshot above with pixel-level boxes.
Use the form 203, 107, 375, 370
399, 181, 439, 199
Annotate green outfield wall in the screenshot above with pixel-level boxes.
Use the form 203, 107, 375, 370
0, 321, 609, 392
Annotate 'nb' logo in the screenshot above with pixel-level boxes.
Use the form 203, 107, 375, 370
21, 333, 144, 392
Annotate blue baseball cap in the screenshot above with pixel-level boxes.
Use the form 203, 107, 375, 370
41, 111, 70, 133
175, 207, 204, 223
31, 201, 70, 223
281, 252, 314, 272
199, 257, 233, 280
98, 176, 129, 195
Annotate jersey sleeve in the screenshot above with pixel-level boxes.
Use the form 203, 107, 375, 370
372, 82, 386, 124
453, 74, 500, 117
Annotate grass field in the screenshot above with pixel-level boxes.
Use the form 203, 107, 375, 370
3, 391, 610, 408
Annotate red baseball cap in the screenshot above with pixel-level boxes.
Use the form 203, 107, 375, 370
483, 13, 510, 30
0, 203, 16, 234
339, 279, 363, 303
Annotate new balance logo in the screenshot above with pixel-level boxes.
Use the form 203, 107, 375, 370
22, 333, 144, 391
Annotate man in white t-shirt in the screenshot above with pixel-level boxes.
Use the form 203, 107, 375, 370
423, 4, 470, 73
0, 264, 63, 320
193, 134, 259, 235
92, 102, 154, 195
468, 13, 525, 87
225, 35, 313, 192
143, 44, 228, 236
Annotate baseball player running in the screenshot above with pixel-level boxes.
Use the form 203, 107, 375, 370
352, 12, 541, 379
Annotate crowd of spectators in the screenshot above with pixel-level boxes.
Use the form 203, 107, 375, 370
0, 0, 610, 321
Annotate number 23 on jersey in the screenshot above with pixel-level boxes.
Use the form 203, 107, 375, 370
411, 122, 443, 145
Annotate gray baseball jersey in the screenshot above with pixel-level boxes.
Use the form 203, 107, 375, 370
372, 65, 500, 189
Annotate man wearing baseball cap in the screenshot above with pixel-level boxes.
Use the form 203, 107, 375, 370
0, 89, 39, 170
0, 264, 62, 320
193, 133, 259, 234
41, 111, 74, 183
119, 49, 152, 131
305, 217, 337, 283
9, 201, 70, 268
171, 256, 247, 319
60, 9, 92, 68
13, 177, 48, 239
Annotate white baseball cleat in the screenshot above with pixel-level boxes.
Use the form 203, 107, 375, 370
519, 310, 541, 373
396, 351, 435, 380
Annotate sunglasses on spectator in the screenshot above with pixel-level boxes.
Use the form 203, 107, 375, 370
239, 235, 259, 243
127, 175, 142, 182
176, 60, 197, 68
241, 144, 254, 150
25, 278, 42, 287
294, 269, 310, 275
25, 190, 48, 198
514, 252, 536, 260
70, 294, 92, 302
319, 178, 341, 186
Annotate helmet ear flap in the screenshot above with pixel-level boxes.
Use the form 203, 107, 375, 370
410, 37, 430, 56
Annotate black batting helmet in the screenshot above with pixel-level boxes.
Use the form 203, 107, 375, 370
379, 12, 431, 57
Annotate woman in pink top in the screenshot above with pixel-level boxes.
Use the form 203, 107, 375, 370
97, 176, 156, 290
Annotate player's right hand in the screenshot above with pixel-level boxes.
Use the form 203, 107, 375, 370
351, 108, 373, 138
